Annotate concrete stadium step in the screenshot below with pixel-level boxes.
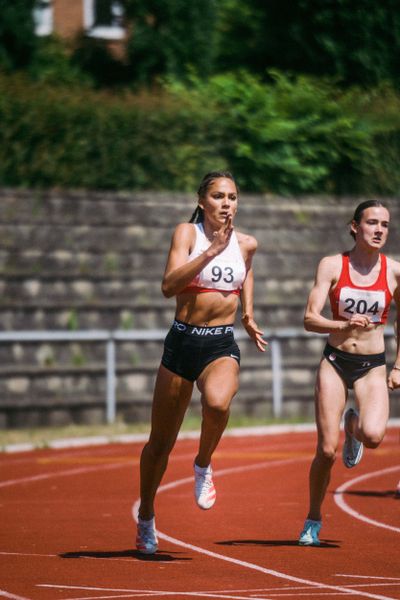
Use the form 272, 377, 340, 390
0, 250, 169, 278
0, 249, 326, 278
0, 222, 363, 252
1, 277, 314, 305
0, 302, 306, 330
1, 189, 384, 226
3, 222, 399, 256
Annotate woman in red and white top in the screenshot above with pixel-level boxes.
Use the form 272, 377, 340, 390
136, 171, 267, 554
298, 200, 400, 547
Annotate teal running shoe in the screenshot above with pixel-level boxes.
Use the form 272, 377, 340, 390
343, 408, 363, 468
136, 517, 158, 554
298, 519, 321, 546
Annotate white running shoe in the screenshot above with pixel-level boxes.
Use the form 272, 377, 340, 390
342, 408, 363, 468
194, 463, 216, 510
136, 516, 158, 554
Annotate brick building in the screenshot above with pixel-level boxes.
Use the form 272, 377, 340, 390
34, 0, 126, 54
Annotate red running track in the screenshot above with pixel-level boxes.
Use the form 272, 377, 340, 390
1, 424, 399, 600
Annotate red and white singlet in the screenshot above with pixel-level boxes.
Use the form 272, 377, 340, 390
329, 252, 392, 324
180, 222, 247, 296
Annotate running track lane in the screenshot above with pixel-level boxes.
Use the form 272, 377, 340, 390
0, 426, 399, 600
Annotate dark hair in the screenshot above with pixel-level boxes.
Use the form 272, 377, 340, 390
189, 171, 238, 223
349, 200, 388, 239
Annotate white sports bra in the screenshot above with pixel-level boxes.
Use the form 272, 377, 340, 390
180, 222, 247, 295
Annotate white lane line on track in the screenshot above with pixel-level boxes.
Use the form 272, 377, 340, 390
38, 584, 279, 600
334, 465, 400, 533
0, 589, 31, 600
132, 461, 398, 600
36, 582, 400, 600
1, 448, 196, 488
0, 552, 56, 558
335, 576, 400, 581
279, 592, 400, 598
341, 585, 400, 590
0, 463, 126, 488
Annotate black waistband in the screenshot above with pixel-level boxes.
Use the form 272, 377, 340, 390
172, 319, 234, 336
324, 342, 385, 362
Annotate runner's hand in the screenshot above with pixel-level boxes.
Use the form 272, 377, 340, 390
242, 314, 268, 352
209, 216, 234, 254
344, 314, 372, 330
388, 368, 400, 390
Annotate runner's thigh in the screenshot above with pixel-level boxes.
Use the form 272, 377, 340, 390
149, 364, 194, 443
197, 357, 239, 411
315, 359, 347, 449
353, 365, 389, 439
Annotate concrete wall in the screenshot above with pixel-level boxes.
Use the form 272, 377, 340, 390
1, 188, 399, 427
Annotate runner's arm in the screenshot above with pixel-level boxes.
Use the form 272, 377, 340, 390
388, 275, 400, 390
241, 267, 267, 352
240, 236, 267, 352
304, 256, 371, 334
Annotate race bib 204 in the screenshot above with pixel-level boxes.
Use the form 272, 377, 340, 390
338, 287, 385, 323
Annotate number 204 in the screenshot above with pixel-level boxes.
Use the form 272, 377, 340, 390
344, 298, 379, 316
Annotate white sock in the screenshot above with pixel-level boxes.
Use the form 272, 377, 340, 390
194, 462, 211, 474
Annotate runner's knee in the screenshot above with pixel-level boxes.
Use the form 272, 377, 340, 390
316, 443, 337, 464
359, 426, 385, 449
145, 437, 175, 460
203, 396, 231, 418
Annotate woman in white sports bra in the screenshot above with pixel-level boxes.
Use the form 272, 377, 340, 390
136, 171, 267, 554
298, 200, 400, 547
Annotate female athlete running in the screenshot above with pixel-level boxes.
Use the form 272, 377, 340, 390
299, 200, 400, 546
136, 171, 267, 554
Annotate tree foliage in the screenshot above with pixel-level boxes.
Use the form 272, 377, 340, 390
167, 71, 381, 193
1, 0, 400, 196
125, 0, 218, 84
216, 0, 400, 88
2, 0, 400, 89
0, 0, 36, 71
2, 71, 399, 194
71, 35, 130, 88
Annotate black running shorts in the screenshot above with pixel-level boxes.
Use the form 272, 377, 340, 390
323, 342, 386, 389
161, 319, 241, 382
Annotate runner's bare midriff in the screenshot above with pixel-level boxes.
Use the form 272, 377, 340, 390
175, 291, 239, 326
329, 323, 386, 354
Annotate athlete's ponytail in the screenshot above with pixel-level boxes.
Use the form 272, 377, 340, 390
189, 205, 204, 223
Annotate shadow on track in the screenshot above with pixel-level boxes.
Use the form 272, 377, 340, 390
60, 549, 191, 562
335, 489, 398, 498
216, 539, 340, 549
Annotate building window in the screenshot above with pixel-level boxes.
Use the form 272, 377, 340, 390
83, 0, 125, 40
33, 0, 53, 36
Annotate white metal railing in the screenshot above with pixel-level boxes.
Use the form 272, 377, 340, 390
0, 328, 394, 423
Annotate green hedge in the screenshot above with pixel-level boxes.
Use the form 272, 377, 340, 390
0, 72, 399, 194
0, 74, 222, 191
167, 72, 400, 195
